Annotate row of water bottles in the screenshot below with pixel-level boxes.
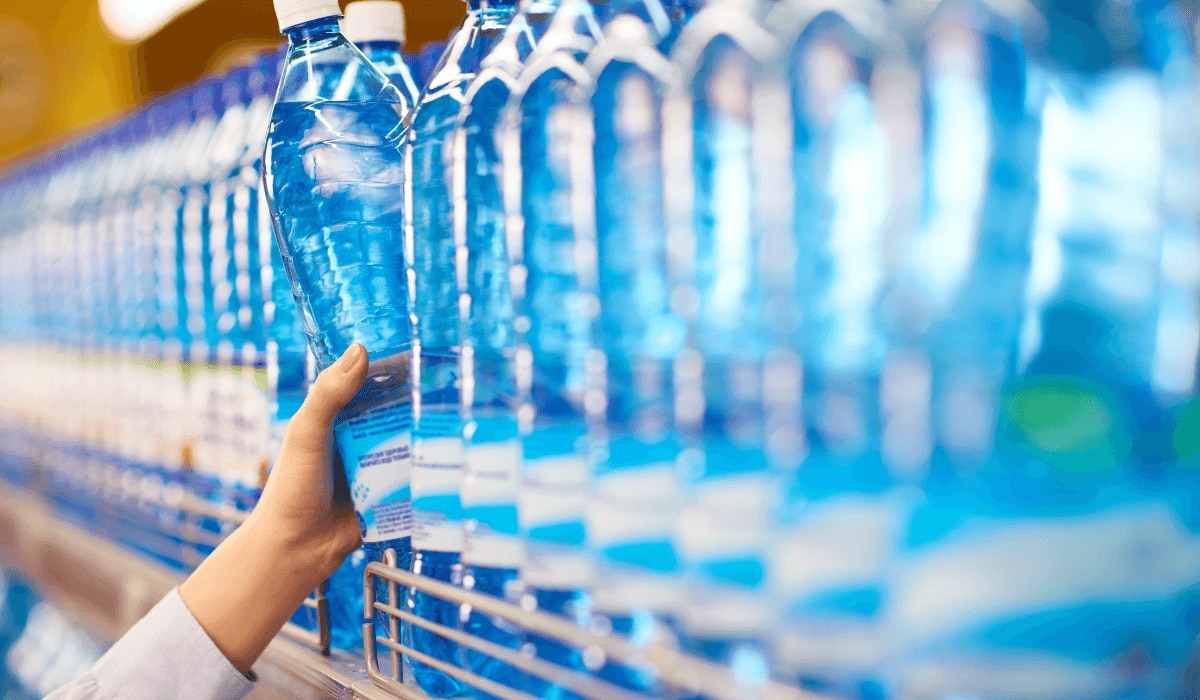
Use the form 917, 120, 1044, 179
0, 0, 428, 637
263, 0, 1200, 695
0, 0, 1195, 697
0, 48, 286, 559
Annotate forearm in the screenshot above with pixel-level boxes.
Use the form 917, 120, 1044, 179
178, 344, 366, 674
178, 516, 320, 673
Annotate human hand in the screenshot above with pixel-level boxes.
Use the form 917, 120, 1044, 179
180, 343, 369, 673
250, 342, 367, 583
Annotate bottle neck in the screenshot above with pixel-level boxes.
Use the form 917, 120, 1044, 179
285, 15, 342, 44
467, 0, 518, 18
591, 0, 678, 32
357, 39, 405, 53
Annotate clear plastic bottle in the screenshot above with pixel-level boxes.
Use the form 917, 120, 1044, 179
663, 0, 783, 689
263, 0, 417, 639
888, 0, 1200, 695
764, 0, 917, 694
453, 0, 553, 689
402, 0, 516, 694
179, 78, 232, 557
148, 93, 194, 569
499, 0, 615, 687
876, 0, 1040, 694
577, 0, 689, 691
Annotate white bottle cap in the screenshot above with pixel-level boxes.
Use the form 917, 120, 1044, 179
273, 0, 343, 32
341, 0, 407, 45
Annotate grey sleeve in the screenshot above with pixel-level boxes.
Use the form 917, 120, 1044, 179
43, 589, 257, 700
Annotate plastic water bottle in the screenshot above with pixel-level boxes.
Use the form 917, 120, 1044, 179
180, 78, 235, 556
880, 4, 1039, 691
453, 0, 555, 689
763, 0, 913, 694
664, 0, 783, 688
204, 67, 268, 520
195, 69, 267, 526
342, 0, 422, 106
264, 0, 416, 640
130, 117, 171, 560
402, 0, 516, 694
577, 0, 688, 691
113, 110, 151, 560
500, 0, 619, 686
1013, 0, 1198, 692
888, 0, 1200, 695
228, 56, 279, 516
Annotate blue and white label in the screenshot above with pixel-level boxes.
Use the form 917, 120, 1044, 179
412, 435, 464, 553
519, 452, 593, 590
462, 438, 523, 569
677, 472, 773, 637
770, 494, 899, 679
589, 463, 683, 616
335, 398, 413, 544
890, 504, 1200, 697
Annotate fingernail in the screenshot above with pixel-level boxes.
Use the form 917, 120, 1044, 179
337, 343, 365, 373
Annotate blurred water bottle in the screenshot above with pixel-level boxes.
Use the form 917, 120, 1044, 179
664, 0, 782, 689
501, 0, 623, 686
880, 0, 1042, 695
889, 0, 1200, 696
579, 0, 689, 692
181, 78, 236, 554
452, 0, 553, 689
402, 0, 516, 694
1016, 0, 1200, 691
264, 0, 416, 621
342, 0, 422, 104
765, 1, 915, 695
146, 95, 192, 567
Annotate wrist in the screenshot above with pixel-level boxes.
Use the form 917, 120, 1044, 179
180, 520, 315, 673
240, 513, 335, 595
242, 506, 359, 590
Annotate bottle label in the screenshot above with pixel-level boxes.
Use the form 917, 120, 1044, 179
677, 471, 772, 635
462, 438, 522, 569
770, 494, 896, 673
891, 504, 1200, 646
188, 365, 271, 490
588, 462, 682, 615
681, 583, 771, 638
771, 494, 896, 607
156, 363, 189, 474
675, 453, 768, 639
589, 463, 679, 552
412, 435, 464, 553
335, 398, 413, 543
519, 451, 592, 589
677, 471, 773, 569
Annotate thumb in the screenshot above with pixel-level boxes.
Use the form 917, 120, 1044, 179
285, 343, 369, 458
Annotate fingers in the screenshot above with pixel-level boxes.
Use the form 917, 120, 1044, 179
284, 344, 369, 459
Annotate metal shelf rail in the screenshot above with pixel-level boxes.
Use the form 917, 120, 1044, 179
363, 559, 814, 700
1, 479, 816, 699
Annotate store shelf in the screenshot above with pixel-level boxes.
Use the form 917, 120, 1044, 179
365, 559, 813, 700
0, 486, 394, 699
0, 485, 812, 699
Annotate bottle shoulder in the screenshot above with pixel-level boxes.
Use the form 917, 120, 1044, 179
669, 0, 779, 79
276, 33, 397, 105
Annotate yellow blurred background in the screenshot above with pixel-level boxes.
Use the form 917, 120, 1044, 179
0, 0, 463, 168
